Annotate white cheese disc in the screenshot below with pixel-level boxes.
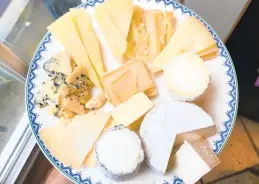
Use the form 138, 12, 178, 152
95, 125, 144, 180
139, 102, 215, 174
163, 52, 210, 101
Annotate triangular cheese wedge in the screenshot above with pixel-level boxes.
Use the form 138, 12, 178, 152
39, 110, 111, 168
150, 16, 217, 72
97, 0, 134, 39
48, 12, 101, 89
70, 9, 106, 78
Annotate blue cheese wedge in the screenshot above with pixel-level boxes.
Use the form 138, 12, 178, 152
170, 140, 220, 184
139, 102, 216, 174
95, 125, 144, 181
163, 52, 210, 102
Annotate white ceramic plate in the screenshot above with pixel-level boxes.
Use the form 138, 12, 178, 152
26, 0, 238, 183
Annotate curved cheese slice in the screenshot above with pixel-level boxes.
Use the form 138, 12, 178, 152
163, 52, 210, 102
139, 102, 216, 174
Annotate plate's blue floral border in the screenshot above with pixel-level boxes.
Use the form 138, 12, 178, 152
26, 0, 238, 183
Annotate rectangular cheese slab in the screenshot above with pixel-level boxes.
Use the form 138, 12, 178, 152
101, 60, 156, 105
48, 12, 101, 89
112, 92, 153, 127
169, 140, 220, 184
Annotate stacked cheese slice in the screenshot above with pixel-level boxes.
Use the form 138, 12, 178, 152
150, 16, 218, 73
47, 9, 105, 89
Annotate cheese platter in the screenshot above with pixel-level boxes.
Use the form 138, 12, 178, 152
26, 0, 238, 183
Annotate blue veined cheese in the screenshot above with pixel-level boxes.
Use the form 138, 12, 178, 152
163, 52, 210, 102
95, 125, 144, 181
139, 102, 216, 174
170, 140, 220, 184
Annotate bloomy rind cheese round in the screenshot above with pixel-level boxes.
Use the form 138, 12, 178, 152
95, 125, 144, 181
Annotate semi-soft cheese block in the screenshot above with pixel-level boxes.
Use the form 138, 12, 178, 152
70, 9, 105, 77
163, 52, 211, 101
101, 60, 156, 105
112, 92, 153, 128
169, 140, 220, 184
95, 125, 144, 180
150, 16, 217, 72
95, 4, 128, 62
39, 110, 111, 168
48, 12, 101, 89
139, 102, 216, 174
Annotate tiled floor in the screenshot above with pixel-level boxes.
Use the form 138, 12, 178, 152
201, 116, 259, 184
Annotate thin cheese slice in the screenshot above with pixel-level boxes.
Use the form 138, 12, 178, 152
112, 92, 153, 127
39, 110, 111, 168
101, 60, 156, 105
108, 70, 139, 106
70, 9, 105, 77
48, 12, 101, 89
150, 16, 217, 72
62, 98, 86, 115
95, 6, 128, 62
66, 65, 86, 85
169, 140, 220, 184
97, 0, 134, 39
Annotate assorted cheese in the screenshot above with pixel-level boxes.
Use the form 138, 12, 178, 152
169, 140, 220, 184
95, 125, 144, 180
36, 0, 222, 181
163, 52, 211, 101
150, 16, 217, 72
139, 102, 216, 174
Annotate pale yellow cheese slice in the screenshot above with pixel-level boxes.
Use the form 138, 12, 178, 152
97, 0, 134, 39
101, 60, 156, 102
53, 51, 73, 76
62, 98, 86, 115
39, 110, 111, 168
66, 65, 87, 85
70, 9, 105, 77
150, 16, 217, 72
112, 92, 153, 127
95, 5, 128, 62
108, 70, 139, 106
48, 12, 101, 89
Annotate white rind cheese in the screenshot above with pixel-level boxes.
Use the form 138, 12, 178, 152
95, 125, 144, 181
139, 102, 216, 174
171, 140, 220, 184
163, 52, 211, 102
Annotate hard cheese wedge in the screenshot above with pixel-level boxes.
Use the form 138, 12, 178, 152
39, 110, 111, 168
48, 12, 101, 89
95, 4, 128, 62
112, 92, 153, 128
101, 60, 156, 105
150, 16, 217, 72
169, 140, 220, 184
139, 102, 216, 174
70, 9, 105, 77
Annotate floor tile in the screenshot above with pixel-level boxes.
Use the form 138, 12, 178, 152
203, 116, 259, 183
240, 116, 259, 151
214, 171, 259, 184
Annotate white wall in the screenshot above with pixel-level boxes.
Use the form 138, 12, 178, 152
184, 0, 250, 41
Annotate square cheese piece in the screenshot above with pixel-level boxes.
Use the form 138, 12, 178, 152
112, 92, 153, 127
101, 60, 156, 105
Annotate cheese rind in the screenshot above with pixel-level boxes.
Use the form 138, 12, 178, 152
112, 92, 153, 127
39, 110, 111, 168
170, 140, 220, 184
139, 102, 216, 173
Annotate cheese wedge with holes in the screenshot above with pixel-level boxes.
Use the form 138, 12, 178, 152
169, 140, 220, 184
70, 9, 105, 77
112, 92, 153, 128
150, 16, 217, 72
48, 12, 101, 89
101, 60, 156, 105
95, 6, 128, 62
139, 102, 216, 174
39, 110, 111, 168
